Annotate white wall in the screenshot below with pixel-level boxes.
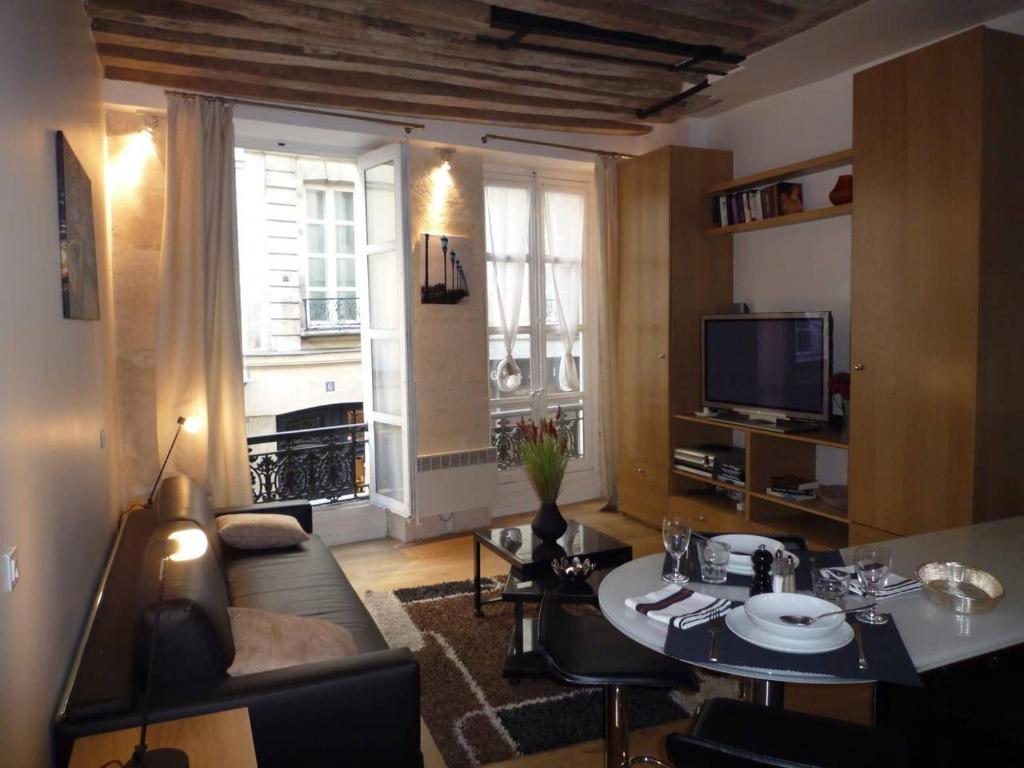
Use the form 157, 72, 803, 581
0, 2, 119, 766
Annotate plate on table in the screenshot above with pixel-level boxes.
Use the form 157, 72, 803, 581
744, 593, 844, 639
710, 535, 798, 576
725, 606, 853, 654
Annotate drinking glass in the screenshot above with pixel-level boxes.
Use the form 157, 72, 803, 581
854, 546, 892, 624
699, 540, 731, 584
811, 568, 850, 604
662, 516, 692, 584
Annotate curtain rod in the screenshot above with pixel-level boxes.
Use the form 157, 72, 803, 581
480, 133, 635, 158
164, 90, 425, 134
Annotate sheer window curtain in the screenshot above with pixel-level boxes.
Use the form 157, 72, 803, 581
543, 190, 583, 392
593, 156, 619, 509
485, 184, 531, 393
154, 94, 252, 506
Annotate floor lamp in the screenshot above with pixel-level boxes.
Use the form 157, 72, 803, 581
127, 524, 209, 768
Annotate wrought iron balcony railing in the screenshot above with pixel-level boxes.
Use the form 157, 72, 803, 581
304, 296, 360, 329
491, 405, 583, 471
248, 423, 367, 504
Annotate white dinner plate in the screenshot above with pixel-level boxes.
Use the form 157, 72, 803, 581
744, 593, 844, 639
712, 534, 784, 567
725, 606, 853, 654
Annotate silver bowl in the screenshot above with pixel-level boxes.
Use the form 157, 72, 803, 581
915, 561, 1004, 614
552, 556, 595, 582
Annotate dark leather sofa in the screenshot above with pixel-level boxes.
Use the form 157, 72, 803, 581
55, 474, 422, 767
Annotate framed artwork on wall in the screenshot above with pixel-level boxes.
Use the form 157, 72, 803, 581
56, 130, 99, 320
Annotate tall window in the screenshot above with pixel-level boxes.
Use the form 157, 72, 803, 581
304, 185, 357, 328
485, 171, 589, 471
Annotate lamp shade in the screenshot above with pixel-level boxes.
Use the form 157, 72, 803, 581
167, 528, 208, 562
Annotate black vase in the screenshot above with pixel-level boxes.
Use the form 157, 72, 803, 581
531, 501, 567, 542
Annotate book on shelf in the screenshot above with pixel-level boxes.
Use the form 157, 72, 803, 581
711, 181, 804, 228
769, 474, 819, 492
674, 463, 713, 478
766, 487, 818, 502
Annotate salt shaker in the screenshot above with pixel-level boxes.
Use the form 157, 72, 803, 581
750, 544, 773, 596
772, 553, 797, 593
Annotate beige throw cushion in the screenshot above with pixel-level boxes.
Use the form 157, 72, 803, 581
216, 513, 309, 549
227, 606, 358, 676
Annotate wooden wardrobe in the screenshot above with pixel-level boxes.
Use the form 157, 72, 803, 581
849, 27, 1024, 542
616, 146, 733, 528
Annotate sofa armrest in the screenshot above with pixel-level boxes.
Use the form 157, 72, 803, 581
57, 649, 421, 768
214, 500, 313, 533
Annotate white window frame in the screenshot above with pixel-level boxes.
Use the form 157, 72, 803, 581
303, 183, 357, 329
484, 165, 600, 514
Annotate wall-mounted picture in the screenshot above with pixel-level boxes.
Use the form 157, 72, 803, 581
419, 233, 470, 305
56, 130, 99, 320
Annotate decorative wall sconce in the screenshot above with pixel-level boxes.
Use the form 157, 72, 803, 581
421, 233, 469, 304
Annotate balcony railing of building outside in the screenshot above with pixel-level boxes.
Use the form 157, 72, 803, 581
304, 296, 360, 330
248, 423, 367, 504
491, 404, 583, 470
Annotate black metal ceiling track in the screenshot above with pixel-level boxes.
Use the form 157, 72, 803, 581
483, 6, 743, 119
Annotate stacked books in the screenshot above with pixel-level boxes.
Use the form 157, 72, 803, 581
712, 181, 803, 228
766, 474, 818, 502
672, 445, 746, 488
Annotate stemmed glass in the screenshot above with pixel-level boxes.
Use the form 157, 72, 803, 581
662, 516, 692, 584
854, 545, 892, 625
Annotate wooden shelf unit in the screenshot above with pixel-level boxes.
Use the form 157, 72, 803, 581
706, 148, 853, 237
707, 203, 851, 235
670, 416, 850, 549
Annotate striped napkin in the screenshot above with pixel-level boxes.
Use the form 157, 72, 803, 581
826, 567, 922, 598
625, 586, 731, 629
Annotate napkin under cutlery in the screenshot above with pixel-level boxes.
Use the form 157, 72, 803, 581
825, 567, 922, 598
625, 585, 732, 629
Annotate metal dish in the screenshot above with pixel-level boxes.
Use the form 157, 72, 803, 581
915, 561, 1004, 614
552, 556, 595, 582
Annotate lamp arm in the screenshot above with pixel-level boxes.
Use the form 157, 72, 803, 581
147, 423, 184, 507
133, 555, 168, 763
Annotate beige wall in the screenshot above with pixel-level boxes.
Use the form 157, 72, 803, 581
107, 110, 165, 502
0, 2, 120, 765
408, 142, 491, 455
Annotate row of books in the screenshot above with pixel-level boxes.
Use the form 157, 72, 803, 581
766, 474, 818, 502
712, 181, 803, 228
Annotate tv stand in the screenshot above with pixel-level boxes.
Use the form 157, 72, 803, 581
702, 411, 824, 434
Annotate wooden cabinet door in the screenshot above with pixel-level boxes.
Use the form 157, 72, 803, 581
617, 150, 670, 516
849, 32, 983, 535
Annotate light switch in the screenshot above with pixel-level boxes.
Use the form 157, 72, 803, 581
1, 547, 20, 592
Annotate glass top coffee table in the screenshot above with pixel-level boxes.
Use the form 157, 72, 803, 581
472, 519, 632, 678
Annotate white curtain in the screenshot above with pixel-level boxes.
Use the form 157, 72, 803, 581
485, 184, 531, 393
543, 190, 584, 392
154, 94, 251, 506
593, 155, 620, 508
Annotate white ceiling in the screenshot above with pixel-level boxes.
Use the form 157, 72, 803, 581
698, 0, 1024, 116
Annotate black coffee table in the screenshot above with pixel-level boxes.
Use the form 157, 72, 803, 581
472, 520, 632, 678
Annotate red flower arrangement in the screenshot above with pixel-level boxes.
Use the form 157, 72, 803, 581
829, 372, 851, 400
515, 408, 569, 503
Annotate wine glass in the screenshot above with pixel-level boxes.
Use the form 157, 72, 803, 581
854, 545, 892, 624
662, 516, 692, 584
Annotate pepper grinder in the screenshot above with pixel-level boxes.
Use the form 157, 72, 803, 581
750, 544, 774, 596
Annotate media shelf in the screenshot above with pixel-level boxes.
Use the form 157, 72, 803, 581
670, 414, 850, 549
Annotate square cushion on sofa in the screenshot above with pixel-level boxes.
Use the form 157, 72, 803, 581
226, 606, 358, 676
217, 513, 310, 550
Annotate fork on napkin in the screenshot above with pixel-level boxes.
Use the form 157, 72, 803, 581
826, 567, 922, 598
625, 585, 731, 629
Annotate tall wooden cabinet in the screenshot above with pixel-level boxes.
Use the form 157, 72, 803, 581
616, 146, 733, 528
850, 27, 1024, 538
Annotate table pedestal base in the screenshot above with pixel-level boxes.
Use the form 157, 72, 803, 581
742, 678, 785, 708
605, 685, 629, 768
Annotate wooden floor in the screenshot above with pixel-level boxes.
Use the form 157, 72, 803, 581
332, 499, 871, 767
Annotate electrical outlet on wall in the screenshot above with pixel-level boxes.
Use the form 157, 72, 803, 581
1, 547, 20, 592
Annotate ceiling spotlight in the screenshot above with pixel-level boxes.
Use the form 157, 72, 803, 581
437, 148, 455, 171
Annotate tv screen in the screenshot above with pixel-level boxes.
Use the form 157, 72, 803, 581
702, 313, 832, 420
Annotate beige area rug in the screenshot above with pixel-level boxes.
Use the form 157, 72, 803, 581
364, 576, 739, 767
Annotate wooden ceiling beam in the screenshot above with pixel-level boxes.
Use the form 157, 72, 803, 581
100, 64, 653, 134
96, 45, 672, 121
89, 19, 674, 102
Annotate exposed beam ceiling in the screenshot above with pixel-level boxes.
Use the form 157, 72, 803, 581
85, 0, 869, 135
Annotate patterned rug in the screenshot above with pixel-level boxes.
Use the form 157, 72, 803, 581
363, 576, 738, 767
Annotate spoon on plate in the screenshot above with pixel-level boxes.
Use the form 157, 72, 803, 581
779, 604, 876, 625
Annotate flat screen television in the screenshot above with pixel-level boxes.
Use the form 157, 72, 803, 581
701, 312, 833, 422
